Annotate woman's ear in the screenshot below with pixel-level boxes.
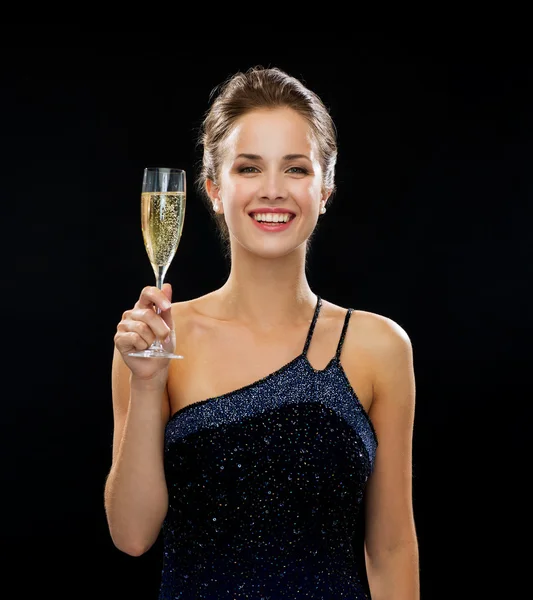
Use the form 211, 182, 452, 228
206, 179, 223, 214
206, 179, 219, 202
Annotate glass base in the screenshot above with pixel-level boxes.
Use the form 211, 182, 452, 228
127, 349, 184, 359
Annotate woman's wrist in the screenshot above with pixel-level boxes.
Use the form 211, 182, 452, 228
130, 372, 168, 394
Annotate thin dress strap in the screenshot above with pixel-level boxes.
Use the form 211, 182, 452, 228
302, 296, 322, 357
335, 308, 354, 360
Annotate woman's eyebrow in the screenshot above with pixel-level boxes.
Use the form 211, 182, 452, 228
282, 154, 311, 161
234, 153, 311, 161
235, 153, 262, 160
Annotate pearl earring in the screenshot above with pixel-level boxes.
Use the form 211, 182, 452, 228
320, 205, 326, 214
213, 201, 219, 212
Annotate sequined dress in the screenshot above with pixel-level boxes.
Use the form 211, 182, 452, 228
160, 297, 378, 599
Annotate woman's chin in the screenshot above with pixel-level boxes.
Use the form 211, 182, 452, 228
237, 239, 307, 260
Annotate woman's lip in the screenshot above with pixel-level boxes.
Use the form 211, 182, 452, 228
248, 210, 296, 218
250, 214, 295, 231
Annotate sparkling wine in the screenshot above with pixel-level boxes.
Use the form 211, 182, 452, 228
141, 191, 186, 269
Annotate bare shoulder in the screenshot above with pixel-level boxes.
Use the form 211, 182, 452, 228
351, 309, 413, 377
166, 291, 223, 353
355, 309, 412, 352
323, 299, 411, 351
168, 291, 218, 325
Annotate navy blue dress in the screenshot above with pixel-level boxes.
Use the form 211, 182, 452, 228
160, 296, 378, 599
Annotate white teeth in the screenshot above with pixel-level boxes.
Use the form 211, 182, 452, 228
252, 213, 292, 223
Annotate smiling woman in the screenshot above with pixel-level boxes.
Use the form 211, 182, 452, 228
105, 65, 420, 600
204, 105, 330, 262
197, 68, 337, 262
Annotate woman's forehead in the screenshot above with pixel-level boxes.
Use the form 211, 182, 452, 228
223, 107, 317, 159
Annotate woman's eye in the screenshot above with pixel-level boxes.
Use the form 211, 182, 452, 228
238, 166, 308, 174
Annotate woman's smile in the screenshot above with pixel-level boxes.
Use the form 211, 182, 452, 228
250, 212, 296, 232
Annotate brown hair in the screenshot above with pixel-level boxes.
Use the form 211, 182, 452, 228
196, 65, 338, 258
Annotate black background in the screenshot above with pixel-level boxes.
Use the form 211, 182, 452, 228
1, 30, 529, 598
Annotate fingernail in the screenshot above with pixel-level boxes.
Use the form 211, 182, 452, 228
164, 335, 171, 344
162, 300, 171, 310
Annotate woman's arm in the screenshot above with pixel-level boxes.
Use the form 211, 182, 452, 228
364, 316, 420, 599
104, 346, 170, 556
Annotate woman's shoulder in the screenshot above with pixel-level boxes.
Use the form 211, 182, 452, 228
320, 297, 395, 327
168, 291, 219, 330
321, 297, 411, 355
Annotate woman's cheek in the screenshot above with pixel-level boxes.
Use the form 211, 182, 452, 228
229, 179, 255, 202
291, 181, 320, 207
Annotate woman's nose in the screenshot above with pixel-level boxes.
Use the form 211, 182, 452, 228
260, 171, 288, 200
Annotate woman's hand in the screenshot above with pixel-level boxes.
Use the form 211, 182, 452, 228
114, 283, 176, 385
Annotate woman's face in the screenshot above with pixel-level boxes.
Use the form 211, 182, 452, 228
208, 107, 329, 259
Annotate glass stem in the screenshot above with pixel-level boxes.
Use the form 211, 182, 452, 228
152, 265, 168, 350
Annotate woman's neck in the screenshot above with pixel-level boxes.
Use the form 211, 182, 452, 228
215, 247, 316, 329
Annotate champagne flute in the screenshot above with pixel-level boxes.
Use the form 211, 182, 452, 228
128, 167, 186, 359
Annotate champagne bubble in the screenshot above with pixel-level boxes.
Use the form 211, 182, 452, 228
141, 192, 186, 268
